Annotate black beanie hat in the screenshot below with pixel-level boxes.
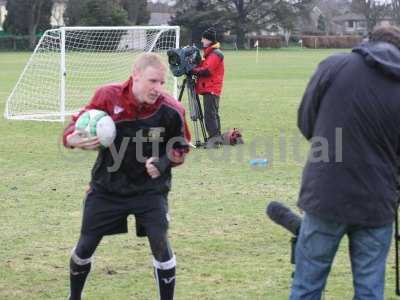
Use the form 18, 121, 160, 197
202, 27, 217, 43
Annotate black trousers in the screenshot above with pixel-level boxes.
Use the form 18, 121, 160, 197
74, 227, 173, 263
202, 93, 221, 138
76, 188, 172, 261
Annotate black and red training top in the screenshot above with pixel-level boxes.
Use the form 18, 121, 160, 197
63, 77, 192, 196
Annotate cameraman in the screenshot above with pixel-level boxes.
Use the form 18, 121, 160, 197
290, 25, 400, 300
191, 27, 225, 148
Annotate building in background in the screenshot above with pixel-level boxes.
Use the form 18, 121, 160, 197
333, 13, 394, 36
2, 0, 393, 37
147, 2, 175, 25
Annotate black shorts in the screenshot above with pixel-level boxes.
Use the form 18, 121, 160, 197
80, 187, 169, 237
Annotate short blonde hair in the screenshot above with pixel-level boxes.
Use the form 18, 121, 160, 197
132, 53, 167, 74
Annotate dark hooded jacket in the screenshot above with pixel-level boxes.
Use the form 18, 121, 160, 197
297, 42, 400, 227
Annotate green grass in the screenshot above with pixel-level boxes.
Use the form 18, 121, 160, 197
0, 49, 398, 299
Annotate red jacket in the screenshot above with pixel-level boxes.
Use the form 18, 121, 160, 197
193, 43, 225, 96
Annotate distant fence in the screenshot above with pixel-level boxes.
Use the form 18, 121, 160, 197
0, 33, 41, 50
301, 35, 363, 48
0, 32, 364, 51
247, 35, 363, 49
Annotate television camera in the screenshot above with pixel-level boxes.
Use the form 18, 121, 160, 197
167, 46, 207, 147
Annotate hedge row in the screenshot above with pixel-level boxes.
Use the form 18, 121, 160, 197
301, 35, 363, 48
0, 35, 39, 50
0, 34, 364, 51
248, 35, 363, 49
249, 36, 283, 48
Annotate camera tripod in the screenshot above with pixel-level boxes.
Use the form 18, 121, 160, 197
178, 75, 208, 147
395, 208, 400, 295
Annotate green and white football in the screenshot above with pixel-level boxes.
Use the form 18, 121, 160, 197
75, 109, 116, 147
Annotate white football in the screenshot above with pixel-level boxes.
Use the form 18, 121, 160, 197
75, 109, 116, 147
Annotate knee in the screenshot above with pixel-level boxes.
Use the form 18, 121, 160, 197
74, 234, 101, 259
75, 244, 93, 260
71, 247, 93, 266
147, 229, 172, 262
152, 238, 172, 261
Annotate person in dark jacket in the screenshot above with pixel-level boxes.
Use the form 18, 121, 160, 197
290, 25, 400, 300
191, 27, 225, 148
63, 53, 191, 300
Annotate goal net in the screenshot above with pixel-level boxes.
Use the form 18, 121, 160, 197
4, 26, 180, 122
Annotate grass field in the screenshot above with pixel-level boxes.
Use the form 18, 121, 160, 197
0, 49, 399, 300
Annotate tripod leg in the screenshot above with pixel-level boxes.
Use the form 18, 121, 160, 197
185, 79, 202, 146
187, 78, 207, 143
177, 78, 187, 102
194, 93, 208, 143
185, 77, 207, 146
396, 209, 400, 295
291, 236, 297, 279
192, 121, 202, 147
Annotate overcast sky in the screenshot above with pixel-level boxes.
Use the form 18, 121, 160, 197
149, 0, 176, 5
147, 0, 394, 6
148, 0, 393, 4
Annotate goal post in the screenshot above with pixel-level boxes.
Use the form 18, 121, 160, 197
4, 26, 180, 122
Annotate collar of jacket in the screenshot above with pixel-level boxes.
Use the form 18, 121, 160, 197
120, 76, 161, 117
352, 41, 400, 79
203, 42, 221, 58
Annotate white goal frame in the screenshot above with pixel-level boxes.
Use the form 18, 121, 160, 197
4, 26, 180, 122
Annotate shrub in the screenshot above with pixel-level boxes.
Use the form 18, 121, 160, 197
249, 36, 283, 48
301, 35, 363, 48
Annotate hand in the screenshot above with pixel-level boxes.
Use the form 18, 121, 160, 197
66, 130, 100, 150
188, 68, 198, 77
145, 157, 161, 179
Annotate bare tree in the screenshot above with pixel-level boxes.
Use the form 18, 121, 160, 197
214, 0, 313, 48
121, 0, 150, 25
271, 0, 314, 46
3, 0, 52, 49
317, 0, 351, 34
214, 0, 274, 49
351, 0, 389, 32
170, 0, 227, 45
392, 0, 400, 25
172, 0, 313, 49
65, 0, 128, 26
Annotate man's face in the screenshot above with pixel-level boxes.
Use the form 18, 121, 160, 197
201, 37, 212, 48
132, 66, 166, 105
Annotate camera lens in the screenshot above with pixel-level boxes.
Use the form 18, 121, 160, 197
167, 51, 180, 66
